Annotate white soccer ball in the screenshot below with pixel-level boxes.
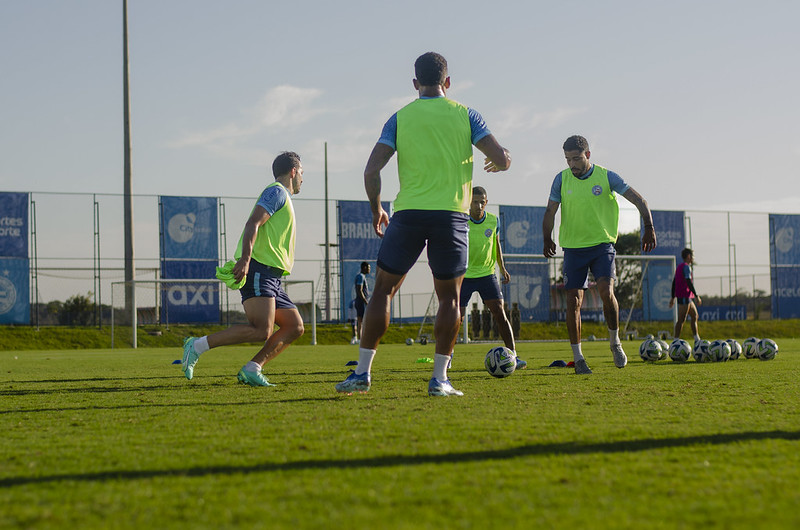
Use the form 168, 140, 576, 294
693, 339, 711, 363
726, 339, 742, 360
657, 339, 670, 353
756, 338, 778, 361
484, 346, 517, 378
742, 337, 760, 359
708, 340, 731, 362
668, 339, 692, 362
639, 339, 663, 362
405, 338, 414, 345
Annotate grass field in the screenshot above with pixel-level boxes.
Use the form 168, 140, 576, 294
2, 339, 799, 529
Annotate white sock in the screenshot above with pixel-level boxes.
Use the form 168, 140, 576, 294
608, 328, 620, 346
694, 334, 701, 342
571, 343, 584, 362
355, 347, 376, 375
433, 353, 451, 381
195, 336, 210, 354
244, 361, 261, 373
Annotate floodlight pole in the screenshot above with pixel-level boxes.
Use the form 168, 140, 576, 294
324, 142, 331, 322
123, 0, 137, 347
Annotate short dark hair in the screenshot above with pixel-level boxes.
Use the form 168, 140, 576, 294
360, 261, 369, 270
681, 248, 694, 260
472, 186, 487, 198
272, 151, 301, 178
414, 52, 448, 87
563, 135, 589, 152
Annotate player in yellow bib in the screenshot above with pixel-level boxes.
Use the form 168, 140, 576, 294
543, 136, 657, 375
180, 152, 305, 387
459, 186, 526, 370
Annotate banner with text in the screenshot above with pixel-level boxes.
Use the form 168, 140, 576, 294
769, 214, 800, 318
0, 192, 28, 258
337, 200, 389, 321
498, 205, 545, 257
0, 258, 30, 324
641, 211, 684, 321
503, 259, 550, 322
159, 196, 219, 323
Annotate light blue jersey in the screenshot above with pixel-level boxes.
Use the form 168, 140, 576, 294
256, 183, 289, 215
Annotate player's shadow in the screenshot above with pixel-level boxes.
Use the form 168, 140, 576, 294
2, 429, 798, 488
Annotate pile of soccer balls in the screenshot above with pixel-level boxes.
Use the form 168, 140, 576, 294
638, 336, 778, 363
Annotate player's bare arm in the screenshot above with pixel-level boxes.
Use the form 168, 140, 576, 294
622, 188, 657, 253
495, 233, 510, 284
542, 200, 559, 258
234, 205, 271, 281
475, 135, 511, 172
364, 142, 395, 237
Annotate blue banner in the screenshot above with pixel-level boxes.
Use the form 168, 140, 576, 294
498, 205, 545, 256
160, 261, 219, 324
641, 261, 674, 321
0, 258, 30, 324
0, 192, 28, 258
337, 200, 388, 321
159, 196, 219, 323
645, 210, 685, 261
160, 196, 218, 260
769, 214, 800, 318
698, 305, 747, 321
504, 260, 550, 321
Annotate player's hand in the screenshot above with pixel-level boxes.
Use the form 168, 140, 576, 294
500, 269, 510, 284
696, 296, 702, 306
641, 226, 657, 253
668, 298, 674, 308
543, 238, 557, 258
373, 208, 390, 238
233, 256, 250, 283
483, 149, 510, 173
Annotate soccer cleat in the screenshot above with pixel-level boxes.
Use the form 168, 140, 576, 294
181, 337, 200, 380
515, 357, 528, 370
428, 377, 464, 396
574, 359, 593, 375
611, 343, 628, 368
350, 337, 358, 345
237, 368, 276, 387
335, 371, 371, 394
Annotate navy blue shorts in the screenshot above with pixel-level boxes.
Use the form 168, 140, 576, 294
354, 298, 366, 318
676, 297, 694, 305
562, 243, 617, 290
239, 260, 296, 309
460, 274, 502, 309
377, 210, 469, 280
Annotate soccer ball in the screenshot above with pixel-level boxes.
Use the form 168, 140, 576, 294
742, 337, 760, 359
708, 340, 731, 362
668, 339, 692, 362
405, 338, 414, 345
639, 339, 663, 362
657, 339, 670, 353
693, 339, 711, 363
726, 339, 742, 360
484, 346, 517, 378
756, 338, 778, 361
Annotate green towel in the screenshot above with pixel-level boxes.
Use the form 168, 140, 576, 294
216, 260, 246, 290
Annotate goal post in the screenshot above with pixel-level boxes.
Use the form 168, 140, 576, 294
111, 279, 317, 348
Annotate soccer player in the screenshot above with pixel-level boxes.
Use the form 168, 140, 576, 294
180, 151, 305, 386
459, 186, 527, 370
669, 248, 702, 342
335, 51, 511, 396
542, 135, 657, 375
352, 261, 370, 344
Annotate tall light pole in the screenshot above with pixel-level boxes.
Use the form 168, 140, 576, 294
123, 0, 136, 345
324, 142, 330, 322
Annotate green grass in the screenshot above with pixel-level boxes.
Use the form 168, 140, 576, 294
2, 340, 799, 529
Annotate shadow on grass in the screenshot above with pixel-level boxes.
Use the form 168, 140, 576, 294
3, 429, 799, 487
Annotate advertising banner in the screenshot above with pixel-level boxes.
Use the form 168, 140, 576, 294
159, 196, 219, 323
498, 205, 545, 257
0, 258, 30, 324
0, 192, 28, 258
769, 214, 800, 318
503, 260, 550, 322
641, 211, 684, 321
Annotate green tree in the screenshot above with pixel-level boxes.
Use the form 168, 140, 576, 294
61, 293, 94, 326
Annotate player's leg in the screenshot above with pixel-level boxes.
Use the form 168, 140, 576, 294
687, 300, 700, 340
674, 302, 690, 338
562, 248, 592, 374
591, 244, 626, 368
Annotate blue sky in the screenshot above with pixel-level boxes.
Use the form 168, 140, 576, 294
2, 0, 798, 304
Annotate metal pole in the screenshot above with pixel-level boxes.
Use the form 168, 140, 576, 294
324, 142, 331, 322
123, 0, 136, 335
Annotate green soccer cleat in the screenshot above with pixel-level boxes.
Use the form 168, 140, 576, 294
181, 337, 200, 380
237, 368, 276, 387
